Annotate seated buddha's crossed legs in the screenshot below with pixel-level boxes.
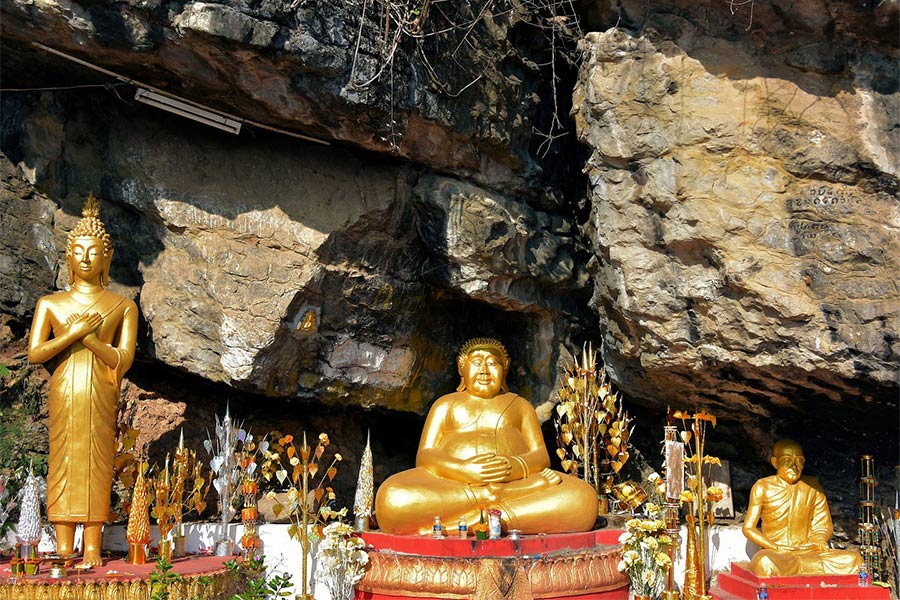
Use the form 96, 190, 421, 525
375, 468, 596, 535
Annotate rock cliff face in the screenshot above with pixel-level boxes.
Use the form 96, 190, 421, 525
1, 0, 897, 514
575, 0, 898, 498
1, 0, 589, 413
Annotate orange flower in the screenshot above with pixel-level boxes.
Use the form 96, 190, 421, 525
694, 411, 717, 426
672, 410, 690, 420
706, 486, 724, 503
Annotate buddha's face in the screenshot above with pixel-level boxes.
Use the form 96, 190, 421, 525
771, 445, 805, 484
69, 236, 108, 283
461, 349, 505, 399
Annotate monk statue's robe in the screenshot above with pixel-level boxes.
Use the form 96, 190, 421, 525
748, 475, 862, 576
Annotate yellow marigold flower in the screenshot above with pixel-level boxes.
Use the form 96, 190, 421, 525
679, 490, 695, 504
640, 536, 658, 550
707, 486, 724, 502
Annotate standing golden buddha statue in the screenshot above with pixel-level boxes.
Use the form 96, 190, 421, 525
375, 338, 598, 535
28, 194, 138, 566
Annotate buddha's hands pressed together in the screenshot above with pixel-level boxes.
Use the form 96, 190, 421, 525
63, 312, 104, 339
462, 453, 514, 484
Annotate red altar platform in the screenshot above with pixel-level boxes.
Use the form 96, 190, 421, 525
710, 561, 891, 600
355, 529, 628, 600
0, 553, 242, 600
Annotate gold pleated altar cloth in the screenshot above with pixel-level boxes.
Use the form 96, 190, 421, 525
356, 530, 628, 600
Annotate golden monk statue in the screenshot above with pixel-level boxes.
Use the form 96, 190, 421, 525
375, 338, 598, 535
742, 439, 862, 576
28, 194, 138, 566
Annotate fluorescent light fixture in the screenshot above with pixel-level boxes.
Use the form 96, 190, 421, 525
135, 88, 242, 135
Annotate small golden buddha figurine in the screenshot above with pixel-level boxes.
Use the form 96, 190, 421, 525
28, 194, 138, 566
375, 338, 598, 535
742, 439, 862, 576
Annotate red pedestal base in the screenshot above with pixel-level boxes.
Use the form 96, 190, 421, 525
710, 561, 890, 600
355, 529, 629, 600
0, 554, 241, 600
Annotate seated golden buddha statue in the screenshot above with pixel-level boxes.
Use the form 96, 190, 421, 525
375, 338, 598, 535
28, 194, 138, 566
742, 439, 862, 576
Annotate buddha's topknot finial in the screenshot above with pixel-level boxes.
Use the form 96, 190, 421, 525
82, 192, 100, 219
67, 192, 112, 258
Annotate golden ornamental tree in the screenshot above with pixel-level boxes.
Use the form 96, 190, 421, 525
261, 431, 343, 600
554, 343, 632, 510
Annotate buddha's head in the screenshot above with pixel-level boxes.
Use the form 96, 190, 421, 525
770, 439, 805, 484
65, 193, 113, 288
456, 337, 510, 398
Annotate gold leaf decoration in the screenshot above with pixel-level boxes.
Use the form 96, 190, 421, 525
553, 343, 632, 506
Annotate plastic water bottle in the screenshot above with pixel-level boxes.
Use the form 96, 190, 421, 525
859, 562, 870, 587
756, 582, 769, 600
432, 515, 443, 539
457, 518, 468, 539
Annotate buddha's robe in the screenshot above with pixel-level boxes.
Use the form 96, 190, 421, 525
46, 291, 134, 523
749, 475, 862, 576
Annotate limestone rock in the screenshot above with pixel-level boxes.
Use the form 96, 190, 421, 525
574, 3, 899, 466
0, 88, 588, 413
0, 0, 549, 192
0, 154, 58, 321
